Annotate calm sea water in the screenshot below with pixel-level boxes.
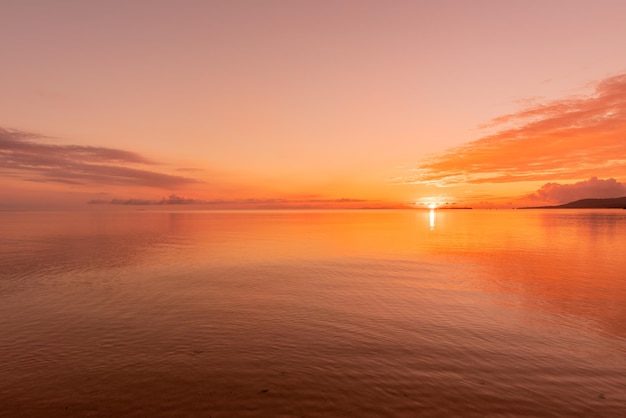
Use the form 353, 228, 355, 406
1, 209, 625, 417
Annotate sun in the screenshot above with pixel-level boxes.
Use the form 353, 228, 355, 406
415, 196, 443, 209
415, 196, 448, 209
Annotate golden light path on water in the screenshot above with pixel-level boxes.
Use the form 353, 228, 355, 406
430, 208, 436, 229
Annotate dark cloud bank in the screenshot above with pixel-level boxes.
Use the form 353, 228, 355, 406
526, 177, 626, 204
0, 128, 199, 188
89, 194, 376, 209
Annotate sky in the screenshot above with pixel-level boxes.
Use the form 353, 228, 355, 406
2, 0, 626, 209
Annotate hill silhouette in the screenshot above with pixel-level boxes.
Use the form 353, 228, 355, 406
520, 196, 626, 209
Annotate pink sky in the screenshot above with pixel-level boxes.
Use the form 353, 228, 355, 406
2, 0, 626, 209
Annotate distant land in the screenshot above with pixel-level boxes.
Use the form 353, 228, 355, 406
520, 196, 626, 209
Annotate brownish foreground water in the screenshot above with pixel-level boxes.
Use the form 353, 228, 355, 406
1, 209, 625, 417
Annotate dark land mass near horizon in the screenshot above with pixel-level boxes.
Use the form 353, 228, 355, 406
520, 196, 626, 209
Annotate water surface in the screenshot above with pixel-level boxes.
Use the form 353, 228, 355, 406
1, 209, 625, 416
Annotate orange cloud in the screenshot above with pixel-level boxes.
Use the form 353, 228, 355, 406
0, 128, 199, 188
525, 177, 626, 204
400, 73, 626, 186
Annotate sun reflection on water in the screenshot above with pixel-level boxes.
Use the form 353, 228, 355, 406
429, 208, 435, 229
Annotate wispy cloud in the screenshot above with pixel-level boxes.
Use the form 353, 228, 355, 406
399, 73, 626, 186
88, 194, 392, 209
525, 177, 626, 204
0, 128, 199, 188
175, 167, 204, 173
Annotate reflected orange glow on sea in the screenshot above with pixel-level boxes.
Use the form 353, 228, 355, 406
1, 209, 625, 416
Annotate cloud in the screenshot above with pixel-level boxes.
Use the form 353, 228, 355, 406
399, 73, 626, 186
525, 177, 626, 204
88, 194, 386, 209
175, 167, 204, 173
0, 128, 199, 188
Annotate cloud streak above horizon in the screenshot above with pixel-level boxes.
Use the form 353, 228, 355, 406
86, 194, 400, 209
526, 177, 626, 204
0, 128, 200, 188
399, 73, 626, 186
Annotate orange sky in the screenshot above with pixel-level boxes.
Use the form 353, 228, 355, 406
2, 0, 626, 209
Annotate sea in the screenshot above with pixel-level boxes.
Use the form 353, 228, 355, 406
1, 208, 625, 417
